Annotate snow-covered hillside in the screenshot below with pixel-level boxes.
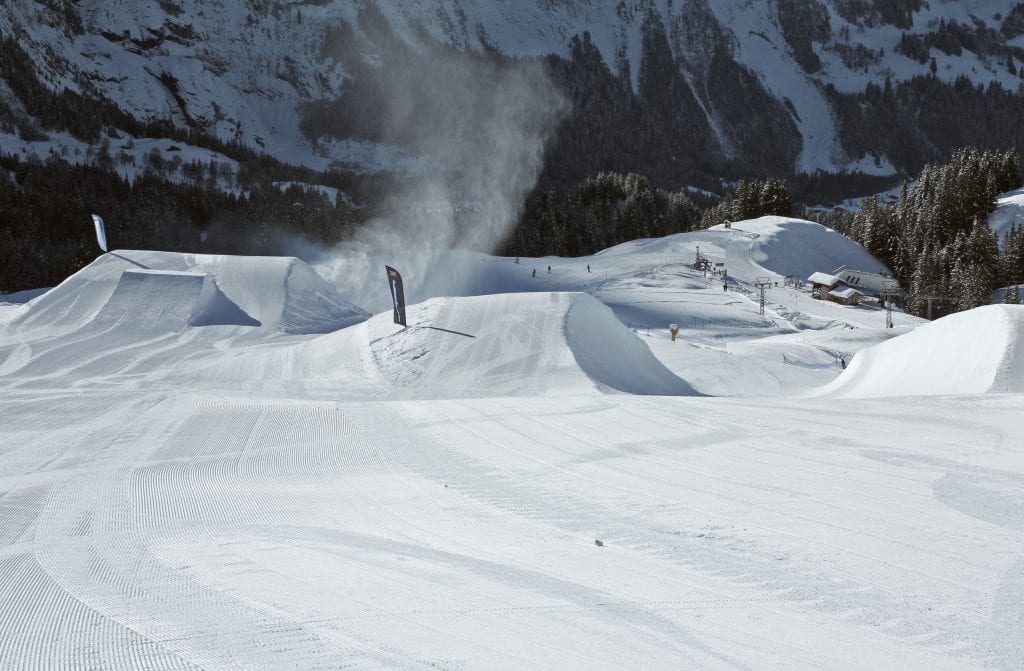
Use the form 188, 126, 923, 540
4, 0, 1024, 176
3, 219, 1024, 668
990, 187, 1024, 240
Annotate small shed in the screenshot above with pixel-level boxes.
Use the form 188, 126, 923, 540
828, 286, 862, 306
807, 272, 841, 299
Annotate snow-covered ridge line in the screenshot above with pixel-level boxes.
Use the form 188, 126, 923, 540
4, 0, 1023, 175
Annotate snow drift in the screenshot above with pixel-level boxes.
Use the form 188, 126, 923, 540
816, 304, 1024, 397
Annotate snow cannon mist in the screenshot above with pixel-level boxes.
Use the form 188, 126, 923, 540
312, 50, 567, 312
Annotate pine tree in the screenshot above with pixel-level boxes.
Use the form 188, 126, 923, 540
908, 244, 944, 317
998, 150, 1023, 193
891, 180, 913, 278
1001, 223, 1024, 286
947, 220, 1000, 310
734, 180, 758, 220
759, 179, 791, 216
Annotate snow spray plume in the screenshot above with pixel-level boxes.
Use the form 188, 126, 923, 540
313, 50, 567, 312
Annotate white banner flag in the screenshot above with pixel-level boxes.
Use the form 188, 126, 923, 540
91, 214, 108, 252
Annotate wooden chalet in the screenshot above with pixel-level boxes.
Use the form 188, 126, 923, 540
828, 286, 862, 306
807, 272, 841, 299
807, 271, 865, 306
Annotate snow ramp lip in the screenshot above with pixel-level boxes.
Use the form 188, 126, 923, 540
564, 293, 702, 396
91, 269, 260, 331
812, 304, 1024, 398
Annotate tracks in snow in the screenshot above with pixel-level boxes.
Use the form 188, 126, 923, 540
2, 390, 1023, 668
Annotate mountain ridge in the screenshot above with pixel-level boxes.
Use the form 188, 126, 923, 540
5, 0, 1024, 185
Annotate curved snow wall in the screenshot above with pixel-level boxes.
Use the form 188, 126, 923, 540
309, 292, 701, 399
815, 304, 1024, 398
564, 293, 701, 396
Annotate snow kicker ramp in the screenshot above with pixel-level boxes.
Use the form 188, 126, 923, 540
4, 250, 368, 338
287, 292, 701, 399
0, 251, 368, 384
92, 269, 258, 329
816, 304, 1024, 398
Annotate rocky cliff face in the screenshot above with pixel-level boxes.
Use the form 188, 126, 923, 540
3, 0, 1024, 187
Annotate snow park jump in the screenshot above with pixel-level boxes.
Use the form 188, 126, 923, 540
7, 2, 1024, 665
2, 216, 1024, 669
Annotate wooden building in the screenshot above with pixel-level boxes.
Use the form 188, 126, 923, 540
828, 286, 862, 306
807, 272, 841, 299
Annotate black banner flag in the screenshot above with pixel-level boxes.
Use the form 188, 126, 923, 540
385, 265, 407, 326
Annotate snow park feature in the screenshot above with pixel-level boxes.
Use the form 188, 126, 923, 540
816, 304, 1024, 398
2, 218, 1024, 669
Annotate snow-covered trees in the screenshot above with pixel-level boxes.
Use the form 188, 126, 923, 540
1004, 283, 1020, 304
507, 172, 700, 258
950, 220, 1001, 311
1001, 223, 1024, 287
0, 151, 357, 294
700, 178, 792, 228
836, 148, 1022, 319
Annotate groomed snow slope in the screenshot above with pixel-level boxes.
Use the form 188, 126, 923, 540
4, 234, 1024, 669
726, 216, 892, 279
817, 304, 1024, 398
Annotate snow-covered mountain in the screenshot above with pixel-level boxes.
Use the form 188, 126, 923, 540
4, 0, 1024, 181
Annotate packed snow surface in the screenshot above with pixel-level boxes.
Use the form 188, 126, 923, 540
818, 304, 1024, 398
2, 218, 1024, 669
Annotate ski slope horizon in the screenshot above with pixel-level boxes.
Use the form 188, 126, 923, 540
2, 216, 1024, 669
